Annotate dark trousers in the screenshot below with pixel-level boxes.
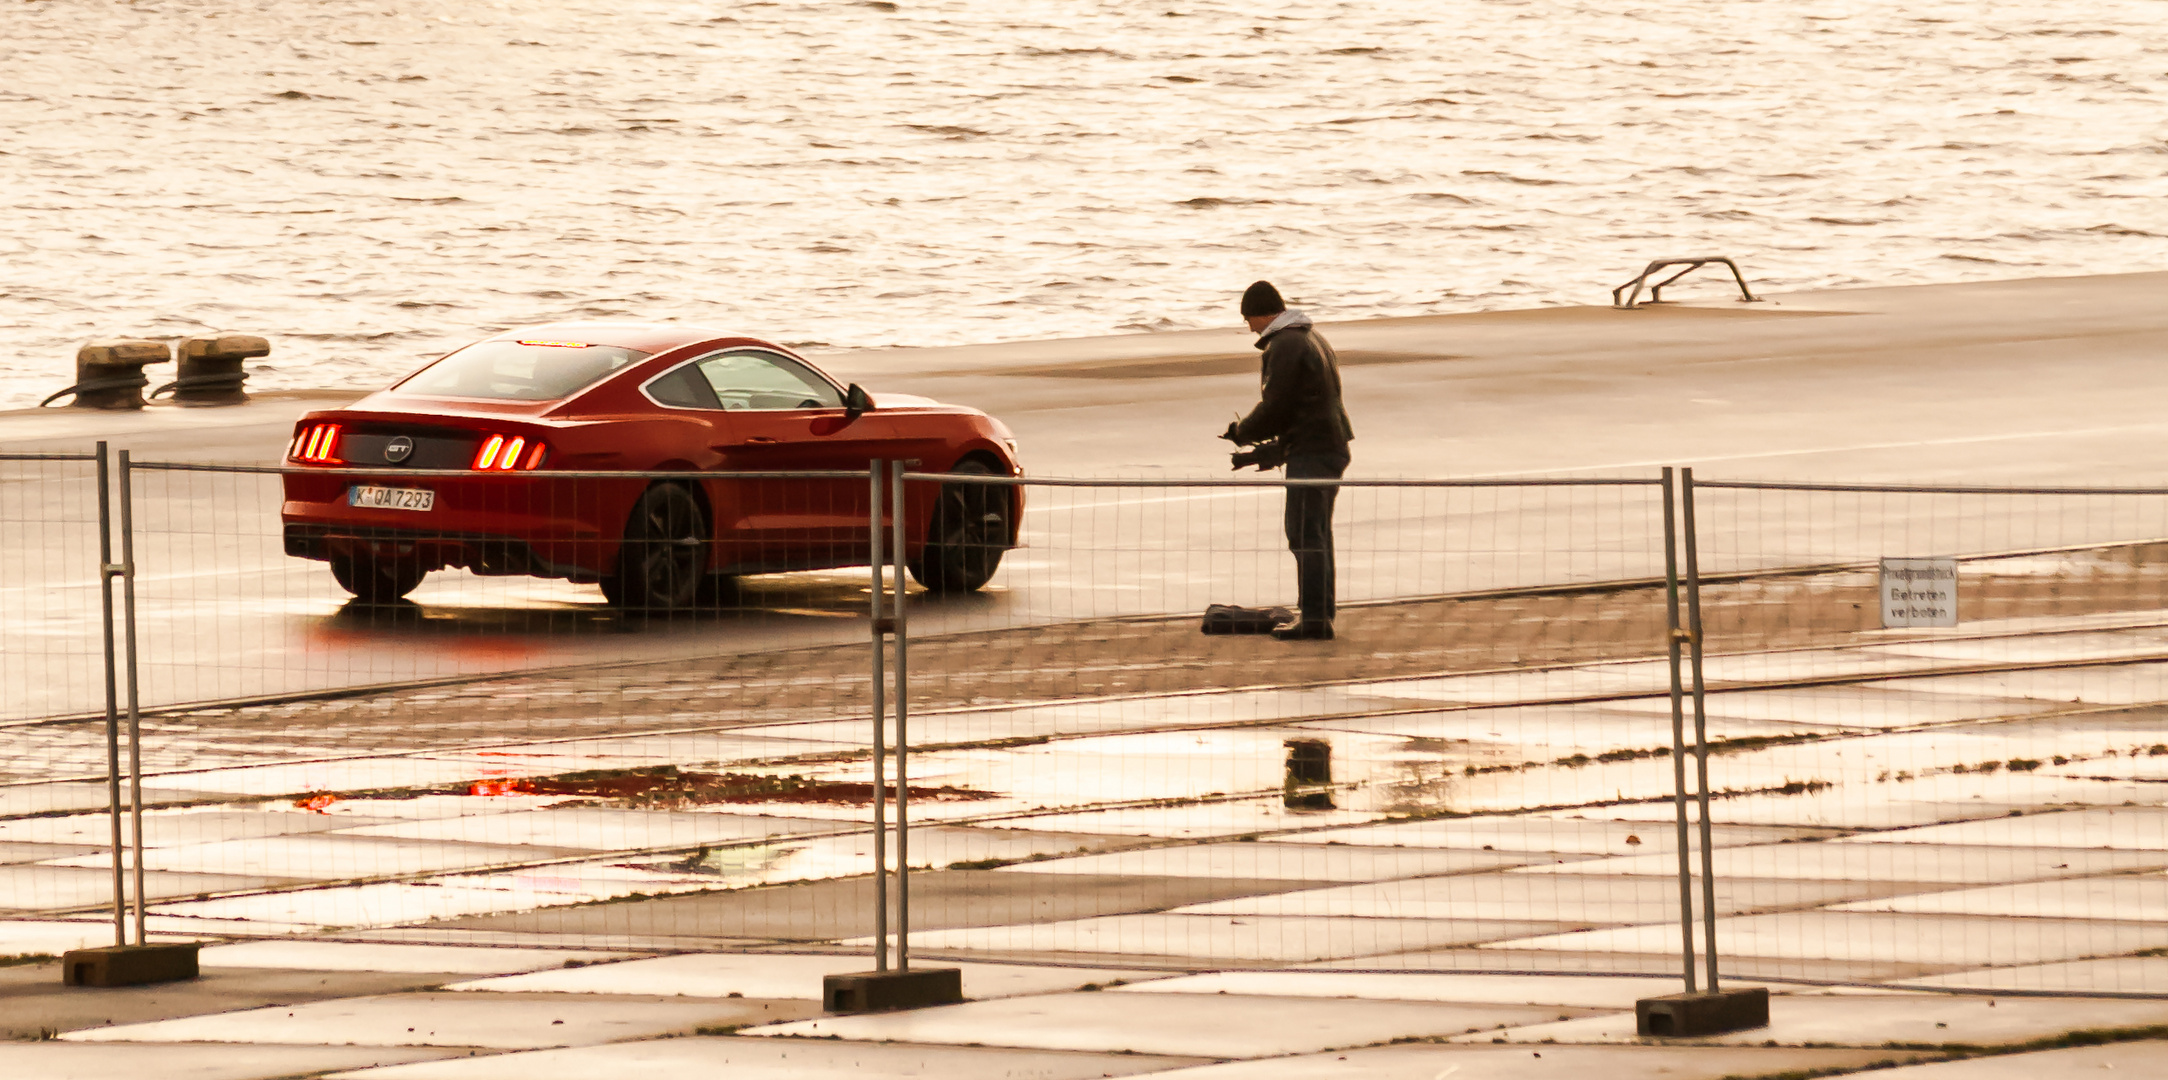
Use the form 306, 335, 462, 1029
1284, 452, 1347, 625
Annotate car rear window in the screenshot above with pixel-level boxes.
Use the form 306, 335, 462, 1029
395, 339, 650, 401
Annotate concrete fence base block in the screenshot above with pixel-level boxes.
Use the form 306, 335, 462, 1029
61, 942, 201, 988
1636, 987, 1770, 1037
822, 968, 964, 1013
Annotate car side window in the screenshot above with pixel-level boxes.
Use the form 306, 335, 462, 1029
646, 363, 723, 409
694, 351, 843, 411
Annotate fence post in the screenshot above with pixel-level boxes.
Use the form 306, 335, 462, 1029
1659, 467, 1698, 992
1636, 467, 1768, 1036
118, 451, 147, 946
891, 462, 910, 972
1682, 467, 1721, 992
868, 460, 889, 973
94, 442, 125, 948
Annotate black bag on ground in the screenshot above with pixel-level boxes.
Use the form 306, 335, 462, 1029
1201, 604, 1294, 635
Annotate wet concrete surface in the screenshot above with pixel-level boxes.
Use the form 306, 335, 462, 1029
0, 1044, 463, 1080
445, 951, 1159, 1001
317, 1037, 1204, 1080
64, 990, 818, 1049
1471, 991, 2168, 1048
752, 990, 1590, 1059
0, 958, 488, 1041
1131, 1044, 1935, 1080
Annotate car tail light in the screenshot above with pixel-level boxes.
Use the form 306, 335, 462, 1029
293, 423, 343, 464
472, 433, 547, 471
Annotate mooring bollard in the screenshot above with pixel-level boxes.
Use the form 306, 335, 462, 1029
161, 334, 268, 406
48, 340, 169, 410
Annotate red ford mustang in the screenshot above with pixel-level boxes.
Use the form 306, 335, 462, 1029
281, 322, 1021, 608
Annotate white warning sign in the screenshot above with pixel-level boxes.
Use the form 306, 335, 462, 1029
1880, 558, 1958, 628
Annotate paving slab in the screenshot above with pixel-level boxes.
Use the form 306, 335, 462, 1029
43, 834, 576, 878
0, 865, 290, 912
0, 808, 398, 848
315, 1034, 1199, 1080
1467, 992, 2168, 1047
1127, 1043, 1934, 1079
1535, 792, 2029, 830
1843, 1040, 2168, 1077
333, 807, 837, 851
0, 919, 131, 956
150, 881, 569, 933
1484, 910, 2168, 968
620, 825, 1139, 891
0, 841, 101, 865
0, 962, 500, 1042
1514, 841, 2168, 883
1004, 841, 1529, 882
438, 869, 1305, 942
200, 940, 634, 975
0, 784, 219, 819
0, 1043, 460, 1080
1841, 806, 2168, 850
63, 991, 817, 1049
750, 990, 1583, 1059
1598, 685, 2055, 729
990, 798, 1389, 839
1112, 970, 1732, 1010
1180, 873, 1901, 923
446, 951, 1162, 999
1832, 875, 2168, 922
879, 913, 1564, 964
1896, 956, 2168, 994
1304, 948, 1921, 983
1271, 817, 1817, 857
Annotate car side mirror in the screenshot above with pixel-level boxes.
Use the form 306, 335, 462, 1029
844, 383, 872, 418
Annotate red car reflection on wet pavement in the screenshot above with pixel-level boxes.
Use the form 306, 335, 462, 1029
281, 322, 1021, 608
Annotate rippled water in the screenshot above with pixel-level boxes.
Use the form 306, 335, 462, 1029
2, 0, 2164, 408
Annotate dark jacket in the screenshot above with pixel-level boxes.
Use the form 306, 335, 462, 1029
1232, 314, 1353, 460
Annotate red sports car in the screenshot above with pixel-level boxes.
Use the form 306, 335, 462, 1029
281, 322, 1021, 608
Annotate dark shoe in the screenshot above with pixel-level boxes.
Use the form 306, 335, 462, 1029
1272, 620, 1334, 641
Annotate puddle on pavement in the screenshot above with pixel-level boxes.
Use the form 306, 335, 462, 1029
458, 765, 997, 809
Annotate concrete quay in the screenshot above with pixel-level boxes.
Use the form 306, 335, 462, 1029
7, 272, 2168, 1077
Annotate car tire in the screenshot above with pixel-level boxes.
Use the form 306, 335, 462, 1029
907, 459, 1010, 593
330, 554, 426, 604
608, 482, 709, 612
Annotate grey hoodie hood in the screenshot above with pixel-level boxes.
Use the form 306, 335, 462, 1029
1254, 308, 1312, 345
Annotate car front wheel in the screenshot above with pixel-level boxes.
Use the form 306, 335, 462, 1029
606, 482, 709, 611
908, 459, 1011, 593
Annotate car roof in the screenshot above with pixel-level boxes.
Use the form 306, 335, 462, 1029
483, 321, 772, 356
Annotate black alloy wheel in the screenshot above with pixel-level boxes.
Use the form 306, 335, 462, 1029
907, 459, 1011, 593
330, 554, 427, 604
606, 483, 710, 611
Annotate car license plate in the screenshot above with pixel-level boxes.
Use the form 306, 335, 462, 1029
349, 485, 435, 511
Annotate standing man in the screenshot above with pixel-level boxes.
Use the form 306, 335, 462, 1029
1223, 280, 1354, 641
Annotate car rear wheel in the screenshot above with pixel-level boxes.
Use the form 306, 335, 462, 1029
606, 483, 709, 611
330, 554, 426, 604
907, 459, 1010, 594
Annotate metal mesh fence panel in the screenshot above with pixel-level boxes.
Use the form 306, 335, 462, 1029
862, 472, 1701, 978
4, 461, 892, 953
1662, 476, 2168, 993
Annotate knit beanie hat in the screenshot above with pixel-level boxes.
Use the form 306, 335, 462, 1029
1240, 280, 1286, 317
